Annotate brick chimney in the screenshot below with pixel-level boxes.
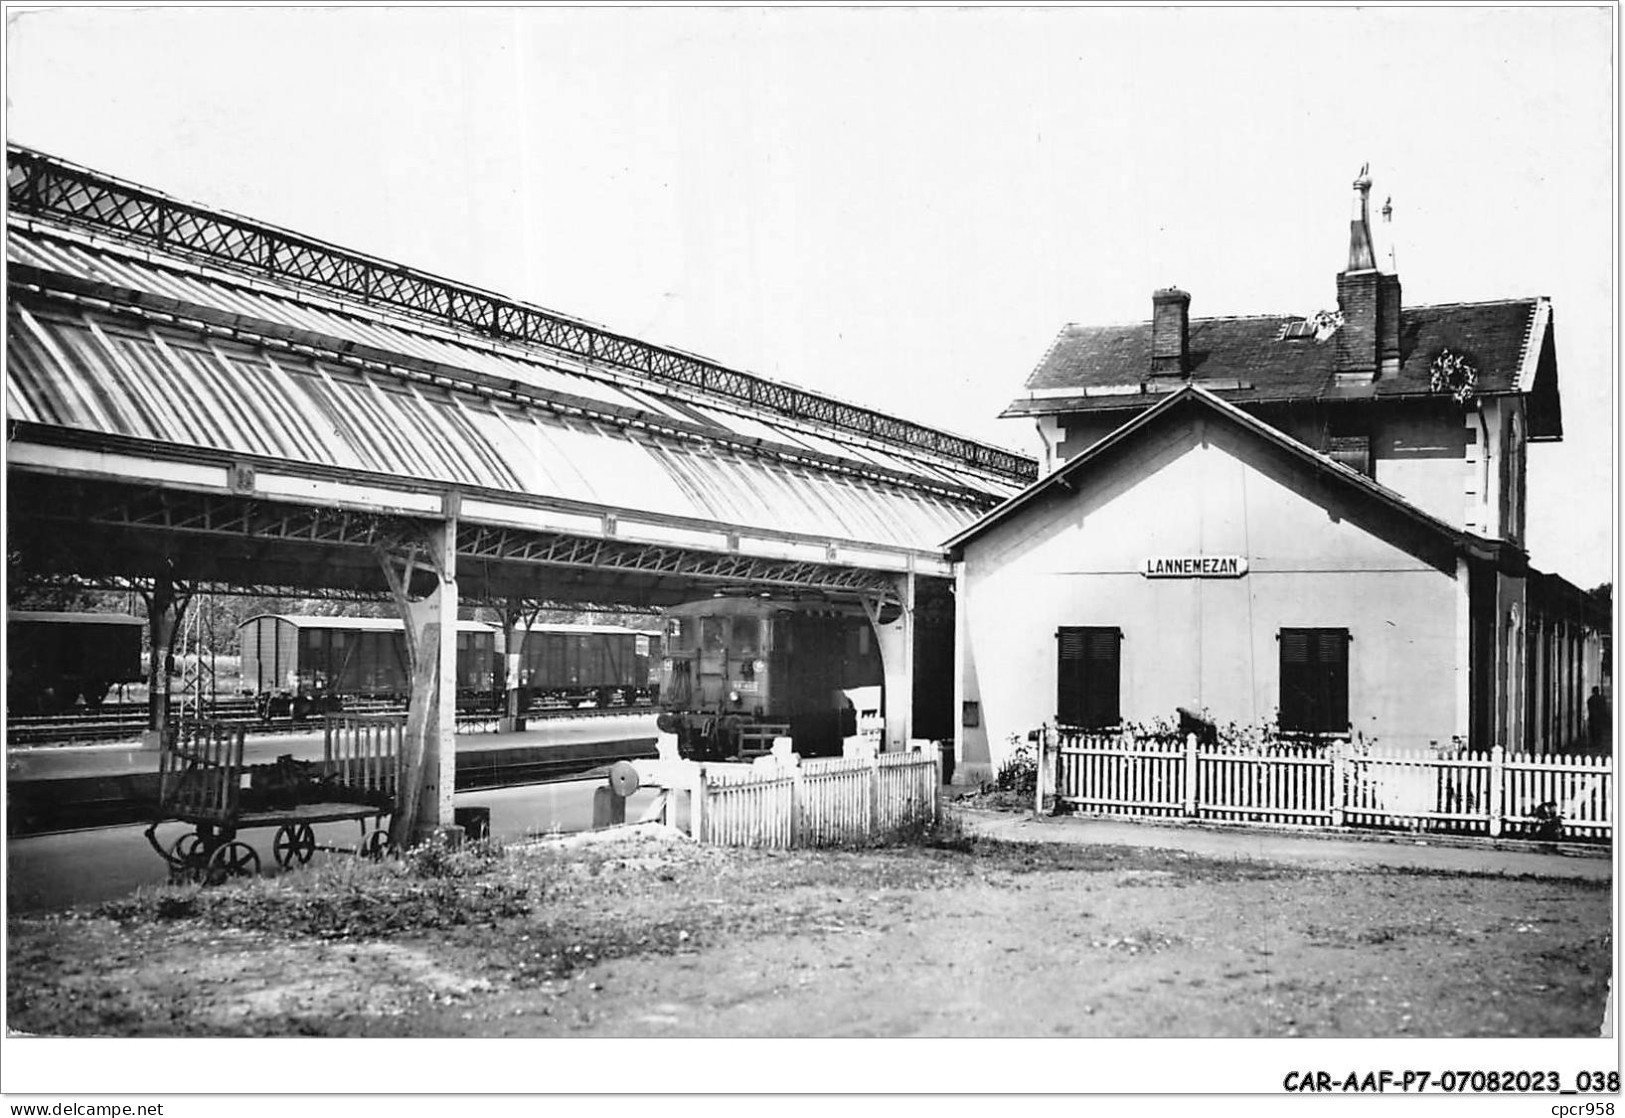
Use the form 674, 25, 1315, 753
1151, 287, 1190, 377
1335, 165, 1401, 383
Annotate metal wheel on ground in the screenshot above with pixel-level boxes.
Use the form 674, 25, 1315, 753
272, 823, 317, 868
206, 840, 260, 884
167, 832, 206, 884
362, 828, 394, 860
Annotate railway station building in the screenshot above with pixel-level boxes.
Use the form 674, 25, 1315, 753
946, 169, 1610, 785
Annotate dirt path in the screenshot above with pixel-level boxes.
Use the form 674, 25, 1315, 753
957, 809, 1615, 880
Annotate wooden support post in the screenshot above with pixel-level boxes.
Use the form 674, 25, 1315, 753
1489, 744, 1506, 837
1182, 732, 1199, 817
429, 516, 458, 841
1034, 726, 1048, 819
381, 511, 458, 847
693, 769, 707, 843
1330, 743, 1347, 828
869, 754, 881, 840
140, 575, 191, 749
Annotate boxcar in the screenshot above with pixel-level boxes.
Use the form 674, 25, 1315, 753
238, 615, 497, 715
510, 623, 662, 707
7, 611, 146, 713
655, 597, 881, 760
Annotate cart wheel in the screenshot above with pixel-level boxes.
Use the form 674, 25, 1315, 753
362, 828, 394, 861
206, 841, 260, 884
167, 831, 202, 865
166, 832, 208, 884
272, 823, 317, 868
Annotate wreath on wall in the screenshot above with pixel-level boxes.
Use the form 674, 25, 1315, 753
1429, 348, 1479, 406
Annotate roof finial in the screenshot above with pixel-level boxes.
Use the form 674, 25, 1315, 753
1346, 163, 1376, 272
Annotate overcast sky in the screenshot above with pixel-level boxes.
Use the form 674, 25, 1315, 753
5, 5, 1615, 587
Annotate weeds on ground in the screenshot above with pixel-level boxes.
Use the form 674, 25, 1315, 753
96, 838, 532, 939
885, 806, 977, 852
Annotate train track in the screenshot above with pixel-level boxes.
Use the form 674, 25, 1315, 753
6, 703, 660, 748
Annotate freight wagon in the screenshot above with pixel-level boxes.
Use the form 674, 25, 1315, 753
510, 623, 662, 708
7, 611, 146, 714
238, 615, 497, 718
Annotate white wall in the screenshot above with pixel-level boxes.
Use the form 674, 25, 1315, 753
956, 415, 1464, 782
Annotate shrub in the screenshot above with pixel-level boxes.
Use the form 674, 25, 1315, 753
994, 736, 1038, 797
403, 833, 505, 879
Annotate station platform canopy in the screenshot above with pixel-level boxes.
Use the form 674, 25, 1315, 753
6, 145, 1035, 607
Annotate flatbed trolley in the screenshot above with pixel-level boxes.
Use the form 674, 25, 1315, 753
144, 715, 404, 884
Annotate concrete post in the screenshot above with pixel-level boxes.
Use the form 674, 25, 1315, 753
863, 573, 916, 753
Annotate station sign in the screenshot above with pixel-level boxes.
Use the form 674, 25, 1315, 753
1140, 555, 1249, 579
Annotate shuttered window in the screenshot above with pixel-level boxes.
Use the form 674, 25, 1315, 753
1056, 626, 1121, 729
1279, 628, 1350, 733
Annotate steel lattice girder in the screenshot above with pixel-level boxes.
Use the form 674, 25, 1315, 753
458, 525, 899, 596
8, 472, 902, 604
7, 145, 1035, 485
6, 571, 665, 613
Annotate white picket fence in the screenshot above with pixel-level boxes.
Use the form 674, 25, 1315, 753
698, 752, 940, 849
1043, 728, 1612, 841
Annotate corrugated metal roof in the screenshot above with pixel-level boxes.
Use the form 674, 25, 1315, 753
9, 302, 982, 551
10, 224, 1025, 503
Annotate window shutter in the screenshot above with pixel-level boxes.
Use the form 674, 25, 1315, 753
1279, 628, 1350, 733
1057, 626, 1121, 729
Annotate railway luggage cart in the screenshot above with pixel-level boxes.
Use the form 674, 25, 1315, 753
144, 715, 404, 884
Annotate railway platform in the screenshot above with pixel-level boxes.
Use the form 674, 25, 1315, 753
6, 714, 659, 836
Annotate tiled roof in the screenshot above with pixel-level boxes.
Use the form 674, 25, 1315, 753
950, 384, 1523, 568
1004, 298, 1547, 415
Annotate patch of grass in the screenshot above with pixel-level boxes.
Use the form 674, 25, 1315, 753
1372, 864, 1614, 889
885, 806, 976, 852
96, 843, 532, 940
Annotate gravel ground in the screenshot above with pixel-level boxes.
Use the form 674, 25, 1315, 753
7, 812, 1612, 1040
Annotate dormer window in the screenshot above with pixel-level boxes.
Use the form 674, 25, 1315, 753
1276, 309, 1344, 343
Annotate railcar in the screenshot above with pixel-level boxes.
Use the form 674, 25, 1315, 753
655, 596, 882, 760
511, 623, 662, 708
238, 615, 497, 717
6, 610, 146, 713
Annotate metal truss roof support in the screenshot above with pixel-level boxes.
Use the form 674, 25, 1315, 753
10, 469, 915, 616
457, 525, 900, 599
